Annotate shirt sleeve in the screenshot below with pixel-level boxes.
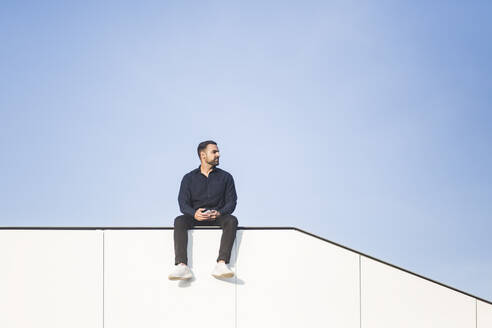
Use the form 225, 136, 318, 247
217, 174, 237, 215
178, 175, 195, 217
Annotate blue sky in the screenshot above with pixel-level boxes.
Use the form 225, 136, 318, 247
1, 1, 491, 301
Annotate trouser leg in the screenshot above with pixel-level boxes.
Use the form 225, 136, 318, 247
173, 215, 194, 265
215, 214, 238, 264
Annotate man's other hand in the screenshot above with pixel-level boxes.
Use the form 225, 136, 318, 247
194, 208, 212, 221
209, 210, 221, 220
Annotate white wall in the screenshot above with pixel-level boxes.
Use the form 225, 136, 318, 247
1, 228, 491, 328
235, 229, 360, 328
0, 230, 103, 328
104, 229, 235, 328
361, 256, 475, 328
478, 300, 492, 328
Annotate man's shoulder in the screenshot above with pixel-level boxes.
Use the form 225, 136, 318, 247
215, 167, 233, 178
182, 167, 200, 179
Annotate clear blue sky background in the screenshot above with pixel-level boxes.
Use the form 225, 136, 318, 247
1, 1, 491, 301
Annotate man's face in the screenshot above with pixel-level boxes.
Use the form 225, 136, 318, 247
202, 144, 220, 166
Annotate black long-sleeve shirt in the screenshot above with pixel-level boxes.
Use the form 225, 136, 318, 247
178, 165, 237, 217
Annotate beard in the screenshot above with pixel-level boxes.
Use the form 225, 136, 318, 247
208, 158, 219, 166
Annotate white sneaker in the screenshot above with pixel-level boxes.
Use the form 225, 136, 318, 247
211, 262, 234, 278
168, 264, 192, 280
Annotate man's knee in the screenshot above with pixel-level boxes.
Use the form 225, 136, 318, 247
223, 214, 238, 227
174, 215, 190, 229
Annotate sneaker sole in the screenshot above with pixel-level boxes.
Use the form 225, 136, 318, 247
212, 272, 234, 279
168, 275, 192, 281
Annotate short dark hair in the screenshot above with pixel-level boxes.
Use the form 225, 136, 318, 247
197, 140, 217, 159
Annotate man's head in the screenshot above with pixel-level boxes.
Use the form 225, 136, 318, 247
197, 140, 220, 166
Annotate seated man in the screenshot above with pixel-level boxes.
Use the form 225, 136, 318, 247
168, 140, 238, 280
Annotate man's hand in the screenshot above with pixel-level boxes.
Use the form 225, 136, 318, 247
194, 208, 212, 221
209, 210, 221, 220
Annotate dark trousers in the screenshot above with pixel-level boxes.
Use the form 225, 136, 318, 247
173, 214, 238, 265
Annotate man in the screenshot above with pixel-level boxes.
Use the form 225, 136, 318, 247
168, 140, 238, 280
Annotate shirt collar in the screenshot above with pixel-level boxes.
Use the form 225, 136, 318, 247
196, 165, 217, 175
